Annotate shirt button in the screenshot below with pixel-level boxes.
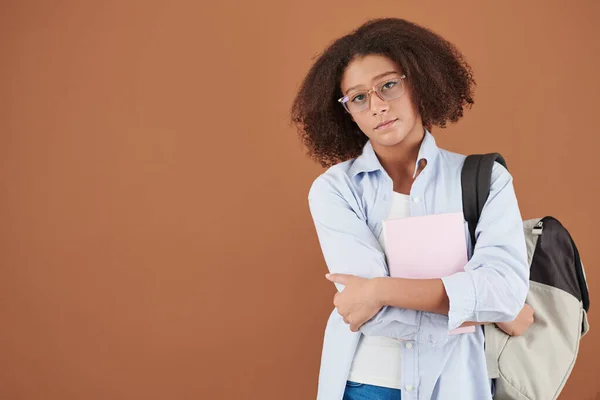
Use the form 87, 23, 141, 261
405, 343, 413, 349
406, 385, 413, 391
412, 196, 420, 204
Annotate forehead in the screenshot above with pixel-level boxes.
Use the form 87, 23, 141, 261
341, 55, 401, 92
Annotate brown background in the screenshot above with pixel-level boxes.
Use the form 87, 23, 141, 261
1, 1, 599, 399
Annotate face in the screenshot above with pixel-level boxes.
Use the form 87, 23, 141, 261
340, 54, 423, 149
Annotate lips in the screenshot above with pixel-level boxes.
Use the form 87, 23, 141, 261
375, 118, 398, 129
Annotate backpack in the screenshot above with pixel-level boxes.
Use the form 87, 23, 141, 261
461, 153, 590, 400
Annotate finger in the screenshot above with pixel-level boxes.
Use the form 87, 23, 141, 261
325, 273, 351, 285
526, 304, 534, 313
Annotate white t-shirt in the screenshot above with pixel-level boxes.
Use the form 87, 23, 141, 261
347, 191, 411, 389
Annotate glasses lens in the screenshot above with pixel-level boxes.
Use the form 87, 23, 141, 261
345, 91, 369, 113
378, 78, 404, 101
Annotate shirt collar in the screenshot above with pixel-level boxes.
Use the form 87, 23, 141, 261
349, 129, 440, 178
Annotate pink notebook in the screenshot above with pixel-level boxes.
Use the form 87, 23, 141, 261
382, 212, 475, 335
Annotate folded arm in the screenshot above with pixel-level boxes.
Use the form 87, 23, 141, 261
309, 162, 529, 340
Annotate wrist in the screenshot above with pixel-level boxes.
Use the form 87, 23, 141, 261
372, 277, 391, 308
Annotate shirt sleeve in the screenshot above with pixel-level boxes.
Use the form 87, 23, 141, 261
441, 162, 530, 331
308, 173, 449, 344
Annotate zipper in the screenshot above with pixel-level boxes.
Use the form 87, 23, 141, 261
532, 220, 544, 235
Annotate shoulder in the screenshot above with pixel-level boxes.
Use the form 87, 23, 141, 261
438, 148, 512, 183
438, 148, 467, 169
307, 159, 356, 201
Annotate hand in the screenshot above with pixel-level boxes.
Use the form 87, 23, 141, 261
496, 304, 535, 336
325, 273, 382, 332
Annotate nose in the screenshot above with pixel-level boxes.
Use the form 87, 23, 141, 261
370, 91, 389, 115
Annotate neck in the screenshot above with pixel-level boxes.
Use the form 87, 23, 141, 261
373, 127, 426, 189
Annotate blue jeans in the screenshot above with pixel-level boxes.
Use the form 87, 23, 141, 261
342, 381, 401, 400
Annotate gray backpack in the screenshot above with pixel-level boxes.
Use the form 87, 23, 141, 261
461, 153, 590, 400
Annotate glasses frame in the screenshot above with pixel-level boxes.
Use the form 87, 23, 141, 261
338, 74, 407, 114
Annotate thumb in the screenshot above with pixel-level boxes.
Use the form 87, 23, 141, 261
325, 273, 350, 285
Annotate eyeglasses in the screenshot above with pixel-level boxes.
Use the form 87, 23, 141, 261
338, 75, 407, 114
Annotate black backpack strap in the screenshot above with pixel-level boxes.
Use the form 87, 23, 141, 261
461, 153, 507, 246
461, 153, 509, 384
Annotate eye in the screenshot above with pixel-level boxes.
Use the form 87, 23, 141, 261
382, 80, 398, 90
351, 93, 366, 103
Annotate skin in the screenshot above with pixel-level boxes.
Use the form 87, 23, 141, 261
329, 54, 534, 335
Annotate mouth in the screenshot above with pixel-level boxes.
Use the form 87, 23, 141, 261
375, 118, 398, 130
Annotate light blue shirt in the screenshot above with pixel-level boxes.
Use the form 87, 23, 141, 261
307, 131, 529, 400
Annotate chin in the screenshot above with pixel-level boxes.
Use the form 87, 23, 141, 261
375, 129, 411, 146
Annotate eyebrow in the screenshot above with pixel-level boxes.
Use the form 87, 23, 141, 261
344, 71, 400, 95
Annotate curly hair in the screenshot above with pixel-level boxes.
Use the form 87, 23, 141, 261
290, 18, 476, 168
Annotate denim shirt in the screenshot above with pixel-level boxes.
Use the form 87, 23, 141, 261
307, 131, 529, 400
